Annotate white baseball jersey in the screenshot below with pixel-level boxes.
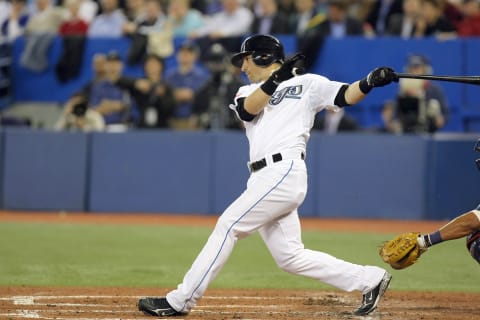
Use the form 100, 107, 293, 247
166, 73, 387, 314
230, 73, 345, 162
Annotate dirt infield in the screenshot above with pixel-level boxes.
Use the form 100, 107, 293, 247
0, 210, 448, 233
1, 211, 480, 320
1, 287, 480, 320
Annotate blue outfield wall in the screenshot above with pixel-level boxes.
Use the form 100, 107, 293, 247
88, 131, 212, 213
1, 129, 88, 211
0, 130, 4, 209
0, 129, 478, 220
309, 134, 429, 219
425, 137, 480, 219
211, 131, 249, 214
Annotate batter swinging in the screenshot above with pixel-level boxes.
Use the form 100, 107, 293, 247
138, 34, 398, 317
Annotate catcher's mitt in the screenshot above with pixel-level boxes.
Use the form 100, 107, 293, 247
379, 232, 425, 270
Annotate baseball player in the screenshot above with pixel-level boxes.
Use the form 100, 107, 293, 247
416, 139, 480, 258
138, 34, 398, 317
380, 139, 480, 268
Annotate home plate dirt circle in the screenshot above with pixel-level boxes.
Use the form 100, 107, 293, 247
1, 287, 480, 320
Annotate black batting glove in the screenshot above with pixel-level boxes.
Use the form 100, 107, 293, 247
271, 53, 306, 84
261, 53, 305, 95
359, 67, 398, 94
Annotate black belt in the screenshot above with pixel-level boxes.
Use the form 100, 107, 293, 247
249, 152, 305, 173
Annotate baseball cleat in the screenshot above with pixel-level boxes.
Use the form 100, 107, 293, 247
353, 271, 392, 316
138, 297, 184, 317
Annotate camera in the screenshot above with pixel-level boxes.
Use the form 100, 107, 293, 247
71, 101, 88, 117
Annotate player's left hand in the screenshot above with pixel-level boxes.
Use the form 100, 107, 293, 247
366, 67, 398, 87
271, 53, 306, 84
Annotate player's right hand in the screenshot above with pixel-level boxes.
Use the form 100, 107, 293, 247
366, 67, 398, 87
271, 53, 306, 84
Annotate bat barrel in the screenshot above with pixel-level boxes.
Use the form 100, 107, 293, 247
395, 73, 480, 85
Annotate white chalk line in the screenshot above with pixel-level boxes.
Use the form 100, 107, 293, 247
0, 294, 353, 320
0, 295, 314, 300
0, 314, 176, 320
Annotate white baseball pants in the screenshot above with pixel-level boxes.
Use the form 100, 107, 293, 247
166, 158, 386, 313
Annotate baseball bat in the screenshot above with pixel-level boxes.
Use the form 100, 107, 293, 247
395, 73, 480, 85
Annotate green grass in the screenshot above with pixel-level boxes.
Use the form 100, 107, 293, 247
0, 221, 478, 292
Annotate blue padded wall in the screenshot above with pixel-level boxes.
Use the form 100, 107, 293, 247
426, 136, 480, 220
2, 129, 88, 211
211, 131, 249, 214
311, 134, 428, 219
1, 130, 478, 220
0, 130, 4, 208
297, 134, 318, 217
88, 131, 212, 213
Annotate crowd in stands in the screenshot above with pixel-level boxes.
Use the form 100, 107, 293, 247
0, 0, 479, 132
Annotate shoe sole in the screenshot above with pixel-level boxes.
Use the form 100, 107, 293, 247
138, 302, 186, 317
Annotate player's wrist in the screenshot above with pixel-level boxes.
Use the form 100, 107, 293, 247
359, 78, 373, 94
417, 234, 428, 249
260, 76, 279, 96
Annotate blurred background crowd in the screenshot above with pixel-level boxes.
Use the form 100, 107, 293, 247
0, 0, 479, 133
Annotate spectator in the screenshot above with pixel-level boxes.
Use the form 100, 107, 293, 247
88, 0, 126, 37
250, 0, 290, 35
59, 53, 107, 104
81, 53, 108, 93
189, 0, 253, 55
0, 0, 10, 28
189, 0, 252, 38
124, 0, 167, 65
193, 43, 246, 129
56, 0, 89, 82
165, 41, 210, 130
289, 0, 325, 36
54, 92, 106, 132
289, 0, 326, 71
166, 0, 205, 37
77, 0, 98, 24
413, 0, 457, 39
313, 108, 359, 134
277, 0, 296, 22
346, 0, 375, 22
1, 0, 30, 43
440, 0, 463, 28
88, 51, 132, 126
59, 0, 88, 36
20, 0, 64, 71
365, 0, 404, 36
115, 54, 176, 129
386, 0, 422, 38
24, 0, 64, 34
381, 54, 449, 134
455, 0, 480, 36
123, 0, 145, 22
315, 0, 365, 38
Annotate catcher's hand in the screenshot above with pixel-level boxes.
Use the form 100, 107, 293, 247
379, 232, 425, 270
